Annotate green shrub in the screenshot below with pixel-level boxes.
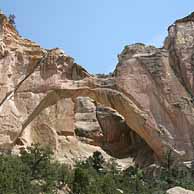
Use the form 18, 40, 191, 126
0, 154, 31, 194
0, 146, 194, 194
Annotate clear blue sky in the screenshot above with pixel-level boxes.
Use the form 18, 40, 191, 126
1, 1, 194, 73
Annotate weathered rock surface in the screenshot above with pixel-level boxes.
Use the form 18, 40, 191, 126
115, 43, 194, 159
1, 12, 194, 165
166, 187, 194, 194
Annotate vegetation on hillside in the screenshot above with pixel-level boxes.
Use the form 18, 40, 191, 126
0, 145, 194, 194
95, 72, 113, 78
8, 14, 16, 26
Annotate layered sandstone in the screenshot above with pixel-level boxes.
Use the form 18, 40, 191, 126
1, 12, 194, 165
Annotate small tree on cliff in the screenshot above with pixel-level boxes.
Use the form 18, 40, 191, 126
20, 144, 58, 193
85, 151, 105, 172
20, 144, 53, 180
8, 14, 16, 25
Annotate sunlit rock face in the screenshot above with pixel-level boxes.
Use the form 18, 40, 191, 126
1, 11, 194, 166
166, 12, 194, 96
114, 42, 194, 159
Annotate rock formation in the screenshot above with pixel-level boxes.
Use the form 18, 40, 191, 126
166, 187, 194, 194
1, 12, 194, 166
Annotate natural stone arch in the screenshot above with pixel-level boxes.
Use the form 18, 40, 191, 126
15, 87, 165, 159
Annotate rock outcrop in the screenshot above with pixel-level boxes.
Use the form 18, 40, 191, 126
1, 11, 194, 165
166, 187, 194, 194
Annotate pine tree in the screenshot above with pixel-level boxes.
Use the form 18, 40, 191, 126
8, 14, 16, 25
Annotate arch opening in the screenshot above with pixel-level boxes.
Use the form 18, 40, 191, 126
15, 87, 164, 165
74, 97, 155, 166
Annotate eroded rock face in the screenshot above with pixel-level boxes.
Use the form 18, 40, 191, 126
115, 43, 194, 159
75, 97, 102, 141
166, 16, 194, 95
1, 12, 194, 165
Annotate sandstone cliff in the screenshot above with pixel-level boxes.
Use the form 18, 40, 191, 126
1, 12, 194, 166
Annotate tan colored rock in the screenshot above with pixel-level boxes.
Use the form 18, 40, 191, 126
166, 187, 194, 194
75, 97, 102, 141
166, 12, 194, 97
115, 43, 194, 159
